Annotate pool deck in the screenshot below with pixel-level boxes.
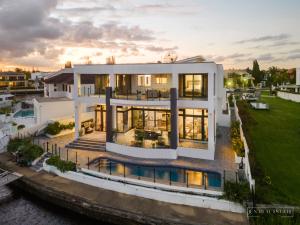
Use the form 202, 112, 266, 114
35, 126, 236, 175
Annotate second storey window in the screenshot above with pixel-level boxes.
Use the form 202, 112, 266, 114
137, 75, 151, 87
179, 74, 208, 99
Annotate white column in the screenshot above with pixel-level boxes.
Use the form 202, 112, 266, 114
109, 73, 115, 89
112, 106, 116, 130
171, 72, 178, 89
207, 72, 215, 158
74, 102, 82, 139
74, 73, 81, 98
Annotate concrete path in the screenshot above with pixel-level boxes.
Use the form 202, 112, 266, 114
0, 153, 248, 225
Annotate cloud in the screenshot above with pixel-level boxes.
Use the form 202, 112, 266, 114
0, 0, 63, 57
145, 45, 178, 52
287, 53, 300, 60
235, 34, 290, 44
206, 53, 251, 62
0, 0, 156, 64
257, 54, 274, 61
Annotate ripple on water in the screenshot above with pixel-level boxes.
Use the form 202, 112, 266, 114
0, 186, 106, 225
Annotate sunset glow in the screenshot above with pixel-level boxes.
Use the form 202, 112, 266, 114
0, 0, 300, 71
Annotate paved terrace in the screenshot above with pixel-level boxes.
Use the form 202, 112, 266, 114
34, 126, 236, 176
0, 153, 247, 225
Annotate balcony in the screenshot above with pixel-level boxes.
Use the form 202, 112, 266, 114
78, 86, 106, 97
112, 89, 170, 101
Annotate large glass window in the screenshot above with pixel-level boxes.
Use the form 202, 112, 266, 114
117, 106, 133, 132
179, 109, 208, 141
95, 105, 106, 131
116, 75, 132, 94
179, 74, 208, 98
117, 107, 170, 132
95, 75, 109, 94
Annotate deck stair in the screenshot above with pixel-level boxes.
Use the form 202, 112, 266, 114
0, 168, 22, 186
65, 138, 106, 151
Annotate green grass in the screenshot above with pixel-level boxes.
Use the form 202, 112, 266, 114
241, 97, 300, 205
260, 90, 271, 96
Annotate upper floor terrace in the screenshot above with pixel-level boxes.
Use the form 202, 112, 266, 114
73, 62, 220, 104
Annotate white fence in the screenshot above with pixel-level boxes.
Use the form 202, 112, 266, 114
277, 91, 300, 103
233, 98, 255, 191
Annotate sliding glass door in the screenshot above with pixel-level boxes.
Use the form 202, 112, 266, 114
179, 109, 208, 141
179, 74, 208, 98
95, 105, 106, 131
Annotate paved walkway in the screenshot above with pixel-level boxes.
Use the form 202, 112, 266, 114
0, 153, 248, 225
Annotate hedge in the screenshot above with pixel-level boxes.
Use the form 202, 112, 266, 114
45, 121, 75, 135
223, 181, 251, 203
47, 156, 76, 172
230, 121, 245, 157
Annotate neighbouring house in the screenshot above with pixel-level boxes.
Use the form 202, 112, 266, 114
224, 69, 254, 88
0, 72, 28, 88
33, 68, 96, 124
0, 94, 14, 108
69, 60, 229, 160
30, 72, 51, 89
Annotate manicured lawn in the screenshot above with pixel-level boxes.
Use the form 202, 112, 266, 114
240, 97, 300, 205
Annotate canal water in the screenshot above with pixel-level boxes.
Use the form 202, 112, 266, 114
0, 185, 105, 225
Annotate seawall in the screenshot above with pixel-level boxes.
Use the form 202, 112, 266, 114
0, 153, 247, 225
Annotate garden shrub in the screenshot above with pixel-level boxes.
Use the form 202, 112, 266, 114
0, 107, 11, 115
45, 121, 75, 135
223, 181, 251, 203
45, 122, 61, 135
7, 138, 44, 166
7, 138, 31, 153
228, 94, 234, 107
17, 124, 25, 130
47, 156, 76, 172
230, 121, 245, 157
20, 144, 43, 163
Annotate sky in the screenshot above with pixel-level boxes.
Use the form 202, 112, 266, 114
0, 0, 300, 71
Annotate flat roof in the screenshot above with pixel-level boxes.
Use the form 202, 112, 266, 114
74, 61, 216, 67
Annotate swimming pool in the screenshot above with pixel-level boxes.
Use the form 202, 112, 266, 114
13, 109, 34, 118
89, 158, 222, 189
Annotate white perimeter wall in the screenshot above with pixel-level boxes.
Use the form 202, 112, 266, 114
34, 99, 74, 124
277, 91, 300, 103
43, 163, 245, 214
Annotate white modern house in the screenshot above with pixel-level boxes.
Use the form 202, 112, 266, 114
70, 61, 229, 160
33, 68, 96, 124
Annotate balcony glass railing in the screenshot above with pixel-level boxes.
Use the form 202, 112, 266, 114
112, 129, 171, 149
78, 87, 106, 97
112, 89, 170, 101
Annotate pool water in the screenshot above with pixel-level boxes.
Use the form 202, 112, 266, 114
93, 158, 221, 188
13, 109, 34, 118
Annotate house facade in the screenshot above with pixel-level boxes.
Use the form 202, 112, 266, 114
34, 68, 97, 124
0, 72, 27, 88
72, 62, 228, 160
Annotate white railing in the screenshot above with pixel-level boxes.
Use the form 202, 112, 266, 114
233, 98, 255, 191
10, 122, 48, 140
